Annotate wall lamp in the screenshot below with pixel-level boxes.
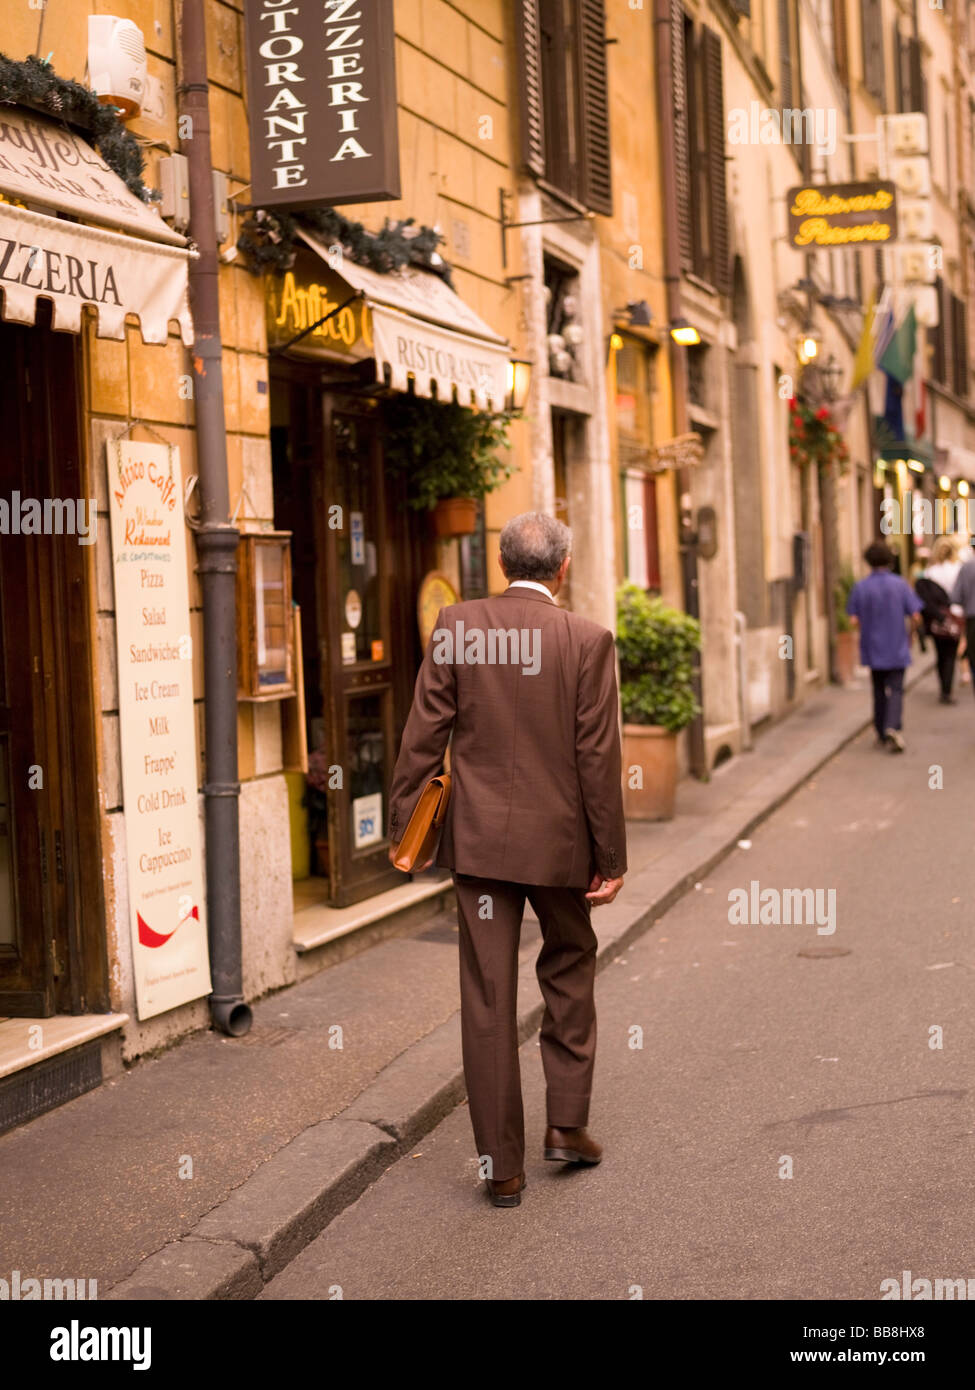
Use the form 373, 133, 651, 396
670, 317, 701, 346
506, 358, 533, 413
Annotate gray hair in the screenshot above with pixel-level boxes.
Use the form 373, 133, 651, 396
499, 511, 571, 581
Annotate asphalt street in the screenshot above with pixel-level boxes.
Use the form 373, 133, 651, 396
261, 669, 975, 1300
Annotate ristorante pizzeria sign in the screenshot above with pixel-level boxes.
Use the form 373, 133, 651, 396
243, 0, 401, 208
787, 181, 898, 249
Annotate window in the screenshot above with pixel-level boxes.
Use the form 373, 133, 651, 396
515, 0, 612, 213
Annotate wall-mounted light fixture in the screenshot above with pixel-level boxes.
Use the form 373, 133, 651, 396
797, 333, 820, 365
506, 358, 533, 413
670, 317, 701, 346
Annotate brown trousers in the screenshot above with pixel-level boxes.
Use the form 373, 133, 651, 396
452, 873, 598, 1182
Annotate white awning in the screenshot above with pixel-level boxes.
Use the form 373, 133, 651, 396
296, 227, 511, 410
0, 201, 193, 345
0, 107, 185, 246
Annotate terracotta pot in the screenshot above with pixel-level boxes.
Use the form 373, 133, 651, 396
622, 724, 678, 821
431, 497, 478, 537
834, 629, 858, 685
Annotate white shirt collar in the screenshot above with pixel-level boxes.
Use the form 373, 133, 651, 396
506, 580, 556, 602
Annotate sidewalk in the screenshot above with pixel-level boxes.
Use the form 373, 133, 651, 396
0, 661, 937, 1299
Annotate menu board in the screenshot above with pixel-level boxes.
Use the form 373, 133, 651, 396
107, 440, 212, 1019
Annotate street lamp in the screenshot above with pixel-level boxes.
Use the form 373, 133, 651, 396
506, 358, 532, 413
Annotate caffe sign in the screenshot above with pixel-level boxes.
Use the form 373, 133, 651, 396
265, 250, 372, 356
787, 181, 898, 249
243, 0, 402, 209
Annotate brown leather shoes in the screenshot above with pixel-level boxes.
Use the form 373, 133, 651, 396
486, 1171, 527, 1207
544, 1126, 603, 1165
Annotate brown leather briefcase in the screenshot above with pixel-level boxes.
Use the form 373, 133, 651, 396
392, 774, 451, 872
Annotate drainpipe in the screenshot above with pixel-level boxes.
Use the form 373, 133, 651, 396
178, 0, 252, 1037
653, 0, 707, 778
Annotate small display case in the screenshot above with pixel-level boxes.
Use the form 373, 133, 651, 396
236, 532, 295, 699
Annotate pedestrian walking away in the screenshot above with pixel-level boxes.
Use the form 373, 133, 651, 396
387, 511, 627, 1208
915, 536, 964, 704
949, 546, 975, 699
846, 540, 924, 751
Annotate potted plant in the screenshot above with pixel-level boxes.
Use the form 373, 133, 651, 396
381, 394, 515, 536
834, 568, 858, 685
616, 583, 701, 821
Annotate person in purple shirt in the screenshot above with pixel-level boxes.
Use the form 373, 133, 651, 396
846, 541, 924, 752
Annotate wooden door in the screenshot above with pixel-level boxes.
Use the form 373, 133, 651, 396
0, 313, 107, 1016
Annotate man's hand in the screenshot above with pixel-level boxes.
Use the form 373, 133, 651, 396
585, 873, 624, 906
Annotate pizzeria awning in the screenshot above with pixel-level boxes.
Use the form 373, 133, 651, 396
0, 107, 193, 344
296, 226, 511, 410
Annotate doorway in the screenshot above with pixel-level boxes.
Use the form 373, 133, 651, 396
0, 311, 107, 1016
271, 368, 432, 907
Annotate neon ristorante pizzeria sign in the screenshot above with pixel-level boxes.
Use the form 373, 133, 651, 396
787, 181, 898, 249
243, 0, 401, 208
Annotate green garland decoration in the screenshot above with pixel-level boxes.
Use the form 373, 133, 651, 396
0, 53, 152, 202
238, 206, 454, 287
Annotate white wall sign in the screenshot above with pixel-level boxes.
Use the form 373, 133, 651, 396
108, 440, 212, 1020
353, 792, 383, 848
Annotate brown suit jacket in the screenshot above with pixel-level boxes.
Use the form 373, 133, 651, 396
388, 586, 627, 887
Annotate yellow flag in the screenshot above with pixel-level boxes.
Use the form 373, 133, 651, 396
851, 290, 877, 390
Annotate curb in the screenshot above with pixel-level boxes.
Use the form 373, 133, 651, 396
105, 662, 935, 1299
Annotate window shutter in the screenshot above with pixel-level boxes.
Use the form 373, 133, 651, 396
831, 0, 848, 84
860, 0, 884, 104
576, 0, 613, 214
953, 293, 968, 397
778, 0, 793, 109
908, 35, 923, 111
671, 0, 693, 269
703, 26, 731, 295
515, 0, 546, 178
930, 277, 946, 385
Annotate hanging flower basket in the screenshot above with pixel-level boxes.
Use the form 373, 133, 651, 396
788, 398, 850, 476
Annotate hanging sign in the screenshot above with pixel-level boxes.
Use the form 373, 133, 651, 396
243, 0, 402, 209
787, 181, 898, 249
108, 440, 212, 1020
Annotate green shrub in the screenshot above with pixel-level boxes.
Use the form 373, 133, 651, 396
616, 583, 701, 733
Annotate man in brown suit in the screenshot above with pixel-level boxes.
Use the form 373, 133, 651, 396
388, 511, 626, 1207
